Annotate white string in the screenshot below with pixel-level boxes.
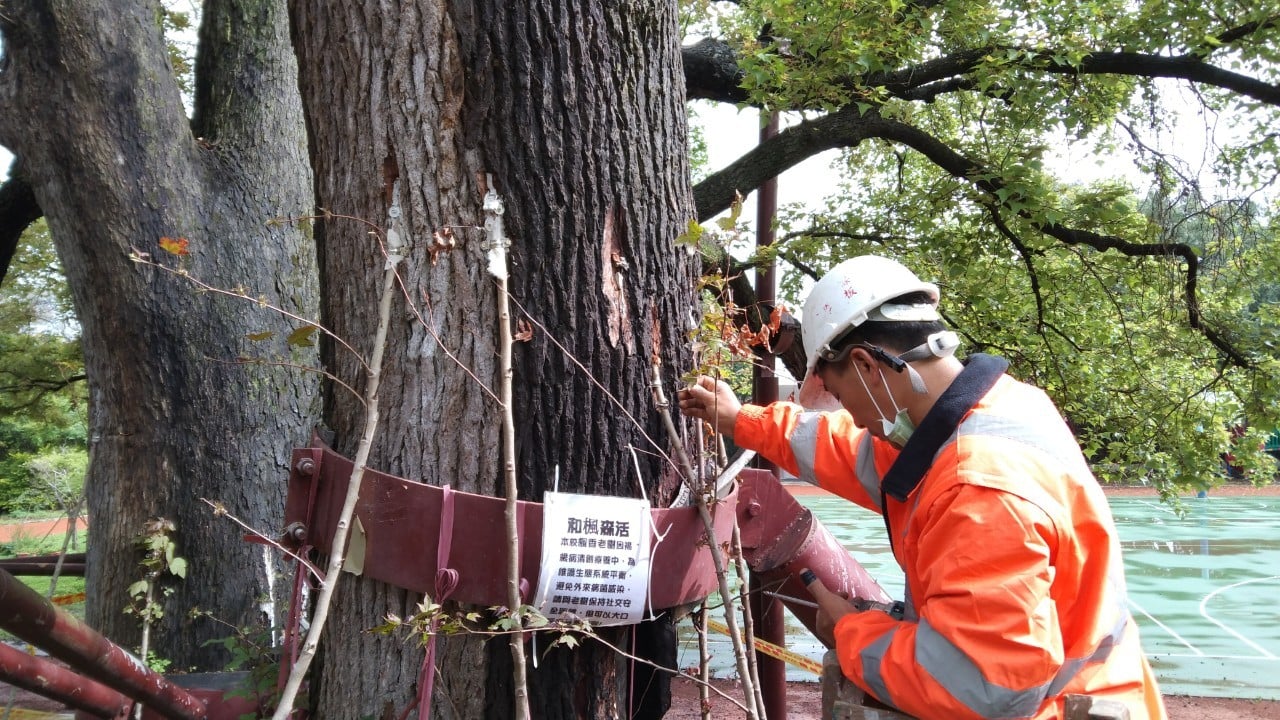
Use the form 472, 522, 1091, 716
630, 444, 668, 621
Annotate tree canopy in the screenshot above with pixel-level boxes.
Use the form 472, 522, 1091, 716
681, 0, 1280, 492
0, 219, 85, 512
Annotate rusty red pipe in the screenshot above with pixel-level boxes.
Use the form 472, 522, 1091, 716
736, 470, 890, 639
0, 641, 131, 718
0, 569, 208, 719
0, 561, 86, 576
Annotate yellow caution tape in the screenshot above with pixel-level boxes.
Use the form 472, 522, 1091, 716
704, 618, 824, 676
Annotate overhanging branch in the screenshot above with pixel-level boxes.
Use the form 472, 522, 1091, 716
694, 106, 1253, 369
684, 36, 1280, 108
693, 104, 887, 220
877, 116, 1253, 368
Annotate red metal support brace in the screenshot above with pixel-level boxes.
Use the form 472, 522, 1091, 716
0, 641, 131, 718
735, 470, 890, 636
0, 568, 208, 719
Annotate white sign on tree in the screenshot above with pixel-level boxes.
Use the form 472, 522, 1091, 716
533, 492, 652, 626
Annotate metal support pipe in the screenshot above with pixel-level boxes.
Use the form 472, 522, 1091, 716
0, 641, 131, 718
0, 569, 208, 719
0, 561, 86, 576
736, 471, 890, 638
0, 553, 87, 564
752, 109, 787, 720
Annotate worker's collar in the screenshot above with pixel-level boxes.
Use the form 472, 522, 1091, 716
880, 353, 1009, 502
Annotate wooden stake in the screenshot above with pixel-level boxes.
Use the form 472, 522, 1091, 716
650, 366, 760, 720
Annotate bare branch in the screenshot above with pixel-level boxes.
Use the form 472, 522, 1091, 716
684, 36, 1280, 108
692, 103, 1253, 368
1188, 13, 1280, 58
874, 116, 1253, 367
694, 104, 884, 221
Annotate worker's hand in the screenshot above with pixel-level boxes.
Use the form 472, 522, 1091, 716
677, 376, 742, 439
801, 568, 859, 649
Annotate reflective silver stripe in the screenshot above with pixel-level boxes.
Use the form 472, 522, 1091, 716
957, 405, 1091, 475
788, 412, 824, 485
858, 610, 1132, 718
854, 431, 882, 510
860, 627, 898, 708
915, 618, 1048, 719
1046, 609, 1131, 697
789, 415, 883, 506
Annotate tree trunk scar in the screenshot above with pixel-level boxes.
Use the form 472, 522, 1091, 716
601, 203, 633, 352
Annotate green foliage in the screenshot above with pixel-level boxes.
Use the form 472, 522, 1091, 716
160, 5, 196, 100
14, 447, 87, 513
125, 517, 188, 669
199, 613, 289, 718
377, 599, 595, 658
0, 220, 86, 513
686, 0, 1280, 495
0, 524, 88, 558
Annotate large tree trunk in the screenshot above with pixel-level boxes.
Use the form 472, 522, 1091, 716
289, 1, 697, 717
0, 0, 320, 670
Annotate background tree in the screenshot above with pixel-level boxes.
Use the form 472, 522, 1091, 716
0, 0, 321, 669
0, 219, 85, 512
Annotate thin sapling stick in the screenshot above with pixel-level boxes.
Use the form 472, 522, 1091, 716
484, 183, 532, 720
271, 205, 405, 719
649, 365, 760, 720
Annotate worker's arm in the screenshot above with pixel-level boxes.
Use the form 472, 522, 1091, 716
831, 484, 1064, 720
676, 376, 742, 439
679, 375, 886, 509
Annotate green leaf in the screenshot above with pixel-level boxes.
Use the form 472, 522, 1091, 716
168, 556, 187, 579
286, 325, 318, 348
674, 218, 705, 247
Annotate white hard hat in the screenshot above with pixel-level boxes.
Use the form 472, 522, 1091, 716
802, 255, 940, 377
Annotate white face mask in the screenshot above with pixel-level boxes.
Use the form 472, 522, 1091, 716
855, 365, 916, 448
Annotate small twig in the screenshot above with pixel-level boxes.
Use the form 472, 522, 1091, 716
411, 290, 501, 403
203, 356, 366, 408
696, 604, 711, 720
732, 521, 767, 719
762, 591, 818, 609
129, 254, 370, 374
571, 619, 751, 716
199, 498, 326, 582
509, 295, 678, 473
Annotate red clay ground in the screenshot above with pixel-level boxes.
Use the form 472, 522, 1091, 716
0, 516, 84, 545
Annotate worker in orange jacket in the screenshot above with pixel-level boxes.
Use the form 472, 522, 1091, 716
679, 255, 1166, 720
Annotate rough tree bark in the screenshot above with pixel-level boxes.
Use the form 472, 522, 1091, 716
289, 1, 698, 717
0, 0, 320, 669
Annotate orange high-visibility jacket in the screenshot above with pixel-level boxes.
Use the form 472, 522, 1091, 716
735, 372, 1167, 720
